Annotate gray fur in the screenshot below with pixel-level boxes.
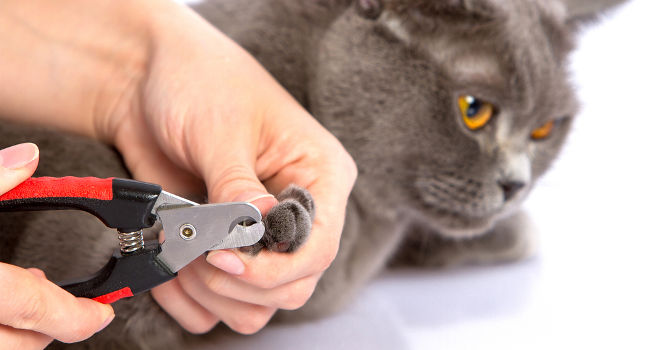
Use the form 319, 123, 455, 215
0, 122, 314, 349
563, 0, 627, 21
0, 0, 625, 348
242, 185, 315, 254
0, 122, 185, 350
192, 0, 624, 321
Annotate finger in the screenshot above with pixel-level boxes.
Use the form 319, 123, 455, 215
113, 115, 204, 197
179, 110, 275, 205
210, 103, 356, 288
177, 265, 276, 335
204, 156, 275, 206
26, 268, 46, 279
195, 137, 280, 277
186, 258, 320, 310
0, 143, 39, 195
154, 231, 221, 334
150, 279, 219, 334
0, 263, 114, 343
207, 180, 347, 288
227, 155, 355, 288
0, 325, 52, 350
205, 195, 276, 276
233, 235, 336, 289
205, 140, 350, 284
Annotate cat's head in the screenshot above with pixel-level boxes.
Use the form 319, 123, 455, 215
311, 0, 624, 238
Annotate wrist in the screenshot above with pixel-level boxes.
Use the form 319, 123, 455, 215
0, 0, 153, 140
97, 0, 215, 144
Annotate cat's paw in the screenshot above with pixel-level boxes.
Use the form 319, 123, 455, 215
240, 185, 315, 255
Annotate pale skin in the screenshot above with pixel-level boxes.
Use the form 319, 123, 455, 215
0, 0, 357, 346
0, 143, 116, 349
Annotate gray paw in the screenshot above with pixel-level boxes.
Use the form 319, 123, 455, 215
240, 185, 315, 255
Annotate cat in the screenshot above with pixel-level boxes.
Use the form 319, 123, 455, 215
0, 0, 625, 349
190, 0, 626, 320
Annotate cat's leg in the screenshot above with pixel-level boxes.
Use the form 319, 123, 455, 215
393, 211, 538, 268
275, 189, 408, 321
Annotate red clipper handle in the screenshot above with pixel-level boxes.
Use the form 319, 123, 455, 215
0, 177, 175, 302
0, 177, 162, 232
0, 177, 114, 201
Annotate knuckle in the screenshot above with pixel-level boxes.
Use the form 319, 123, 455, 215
322, 139, 357, 186
256, 278, 277, 290
316, 240, 339, 272
342, 151, 358, 183
163, 113, 187, 153
206, 271, 230, 295
278, 280, 316, 310
184, 319, 219, 335
208, 164, 260, 202
228, 308, 274, 335
13, 290, 47, 330
63, 322, 95, 343
253, 269, 282, 290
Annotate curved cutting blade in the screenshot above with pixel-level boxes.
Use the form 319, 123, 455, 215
156, 202, 263, 273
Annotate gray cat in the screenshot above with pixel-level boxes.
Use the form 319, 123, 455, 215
0, 0, 625, 349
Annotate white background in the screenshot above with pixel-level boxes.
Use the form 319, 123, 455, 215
197, 1, 650, 349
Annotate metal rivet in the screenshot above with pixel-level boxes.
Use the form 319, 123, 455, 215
179, 224, 196, 240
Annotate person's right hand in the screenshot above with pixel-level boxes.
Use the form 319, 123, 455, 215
0, 143, 115, 350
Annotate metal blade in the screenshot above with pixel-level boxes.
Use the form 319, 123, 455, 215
151, 190, 198, 213
156, 202, 263, 273
211, 221, 265, 250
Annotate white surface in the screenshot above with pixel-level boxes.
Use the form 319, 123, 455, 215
201, 1, 650, 349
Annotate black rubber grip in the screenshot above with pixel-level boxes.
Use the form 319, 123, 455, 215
58, 242, 176, 303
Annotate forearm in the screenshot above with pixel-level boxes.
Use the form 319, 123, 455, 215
0, 0, 153, 139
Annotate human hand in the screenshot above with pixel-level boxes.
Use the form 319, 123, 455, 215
0, 0, 355, 336
93, 1, 357, 334
0, 143, 115, 349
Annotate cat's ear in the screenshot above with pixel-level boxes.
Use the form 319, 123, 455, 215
560, 0, 627, 24
384, 0, 500, 23
353, 0, 498, 21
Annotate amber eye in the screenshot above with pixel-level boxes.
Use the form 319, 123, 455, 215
458, 95, 494, 130
531, 120, 555, 140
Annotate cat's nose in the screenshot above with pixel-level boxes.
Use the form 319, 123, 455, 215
499, 180, 525, 201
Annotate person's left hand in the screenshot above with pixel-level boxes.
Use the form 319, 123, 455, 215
0, 143, 116, 350
93, 1, 357, 334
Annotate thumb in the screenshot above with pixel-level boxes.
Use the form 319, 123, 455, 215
0, 143, 39, 195
0, 263, 114, 343
204, 158, 277, 214
202, 156, 278, 274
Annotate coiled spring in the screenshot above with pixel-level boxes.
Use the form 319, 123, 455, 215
118, 230, 144, 254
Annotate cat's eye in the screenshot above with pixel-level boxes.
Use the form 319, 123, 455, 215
458, 95, 494, 130
530, 120, 555, 140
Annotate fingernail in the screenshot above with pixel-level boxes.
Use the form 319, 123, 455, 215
233, 192, 278, 216
207, 250, 245, 275
97, 312, 115, 333
0, 143, 39, 170
243, 193, 276, 202
233, 192, 275, 203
